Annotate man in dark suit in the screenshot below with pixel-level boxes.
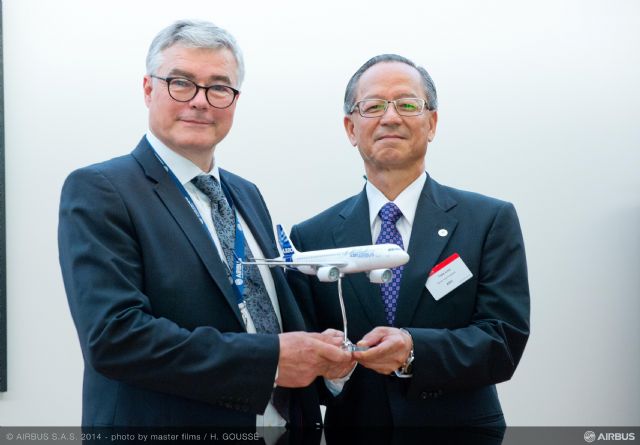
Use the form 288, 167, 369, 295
287, 54, 530, 431
58, 20, 352, 428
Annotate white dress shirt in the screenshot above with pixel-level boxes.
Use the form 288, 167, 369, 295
146, 131, 285, 427
324, 172, 427, 396
366, 171, 426, 248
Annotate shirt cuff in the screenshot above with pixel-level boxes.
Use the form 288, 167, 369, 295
323, 363, 357, 396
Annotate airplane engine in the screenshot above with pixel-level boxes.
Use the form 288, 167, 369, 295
368, 268, 393, 284
316, 266, 340, 282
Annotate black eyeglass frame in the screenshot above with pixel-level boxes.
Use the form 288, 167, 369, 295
150, 75, 240, 109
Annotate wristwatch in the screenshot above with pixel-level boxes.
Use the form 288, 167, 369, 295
394, 328, 414, 378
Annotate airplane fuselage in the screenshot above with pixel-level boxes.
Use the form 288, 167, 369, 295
292, 244, 408, 275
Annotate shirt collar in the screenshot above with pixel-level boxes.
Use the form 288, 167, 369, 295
145, 130, 220, 184
366, 171, 427, 228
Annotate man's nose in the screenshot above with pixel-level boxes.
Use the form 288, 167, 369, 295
379, 102, 403, 124
189, 87, 210, 109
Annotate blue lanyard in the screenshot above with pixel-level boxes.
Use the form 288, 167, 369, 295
152, 149, 247, 305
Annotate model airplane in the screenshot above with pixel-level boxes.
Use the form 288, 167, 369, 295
243, 225, 410, 283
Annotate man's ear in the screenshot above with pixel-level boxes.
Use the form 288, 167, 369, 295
143, 75, 153, 108
344, 116, 358, 147
427, 110, 438, 142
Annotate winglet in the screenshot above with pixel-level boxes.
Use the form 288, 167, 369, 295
276, 224, 297, 262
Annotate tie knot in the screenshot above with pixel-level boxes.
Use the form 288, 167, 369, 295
379, 202, 403, 224
191, 174, 225, 204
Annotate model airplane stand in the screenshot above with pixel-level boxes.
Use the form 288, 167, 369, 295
337, 273, 369, 352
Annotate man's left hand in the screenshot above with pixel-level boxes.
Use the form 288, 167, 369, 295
352, 327, 412, 375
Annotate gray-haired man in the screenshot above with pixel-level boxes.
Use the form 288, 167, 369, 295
288, 54, 530, 432
59, 19, 352, 428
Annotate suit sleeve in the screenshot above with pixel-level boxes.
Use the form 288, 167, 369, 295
58, 166, 279, 414
406, 202, 530, 396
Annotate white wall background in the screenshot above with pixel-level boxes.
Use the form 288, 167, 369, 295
1, 0, 638, 426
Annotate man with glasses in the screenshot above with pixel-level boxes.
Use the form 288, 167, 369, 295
58, 20, 352, 429
287, 54, 530, 431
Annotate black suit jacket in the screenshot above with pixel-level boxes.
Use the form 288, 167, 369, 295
58, 137, 321, 427
287, 175, 529, 428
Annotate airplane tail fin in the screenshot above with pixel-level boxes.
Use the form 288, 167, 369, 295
276, 224, 298, 262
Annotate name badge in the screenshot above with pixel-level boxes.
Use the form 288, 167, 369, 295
425, 253, 472, 301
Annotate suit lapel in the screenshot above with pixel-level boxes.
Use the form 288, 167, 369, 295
132, 139, 245, 327
394, 176, 458, 327
333, 189, 388, 327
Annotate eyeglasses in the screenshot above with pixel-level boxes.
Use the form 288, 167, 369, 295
350, 98, 429, 118
150, 75, 240, 109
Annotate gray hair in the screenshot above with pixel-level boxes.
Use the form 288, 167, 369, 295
343, 54, 438, 115
146, 19, 245, 87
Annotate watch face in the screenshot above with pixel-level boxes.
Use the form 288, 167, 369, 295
397, 328, 414, 377
402, 349, 414, 374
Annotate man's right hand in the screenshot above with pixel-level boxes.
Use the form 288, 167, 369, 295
275, 331, 354, 388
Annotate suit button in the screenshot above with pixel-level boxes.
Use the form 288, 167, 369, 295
420, 391, 429, 400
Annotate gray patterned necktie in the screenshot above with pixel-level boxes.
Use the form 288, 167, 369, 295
191, 175, 281, 335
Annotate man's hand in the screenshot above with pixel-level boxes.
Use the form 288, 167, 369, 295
276, 331, 354, 387
352, 327, 412, 375
315, 328, 347, 347
315, 328, 357, 379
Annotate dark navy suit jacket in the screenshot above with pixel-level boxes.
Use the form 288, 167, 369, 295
58, 137, 321, 427
287, 175, 530, 428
